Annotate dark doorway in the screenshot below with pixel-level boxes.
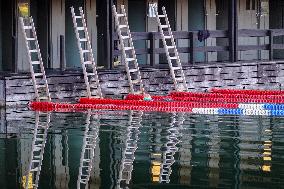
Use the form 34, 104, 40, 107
188, 0, 205, 62
128, 0, 147, 64
65, 0, 84, 68
1, 0, 14, 71
31, 0, 50, 68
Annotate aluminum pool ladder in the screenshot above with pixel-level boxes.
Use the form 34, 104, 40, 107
19, 17, 51, 102
71, 7, 103, 98
154, 6, 188, 92
112, 5, 145, 94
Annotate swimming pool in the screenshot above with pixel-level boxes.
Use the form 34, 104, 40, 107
0, 109, 284, 188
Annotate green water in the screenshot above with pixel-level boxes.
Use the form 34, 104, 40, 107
0, 110, 284, 189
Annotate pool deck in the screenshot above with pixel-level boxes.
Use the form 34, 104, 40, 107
0, 60, 284, 107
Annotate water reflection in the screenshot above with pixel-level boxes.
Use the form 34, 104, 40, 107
1, 109, 284, 188
22, 112, 51, 189
118, 111, 143, 188
77, 110, 100, 188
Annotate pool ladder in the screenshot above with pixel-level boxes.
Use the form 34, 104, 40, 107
112, 5, 145, 94
71, 7, 103, 98
154, 6, 188, 92
24, 112, 51, 189
19, 17, 51, 102
159, 113, 184, 183
77, 110, 100, 188
118, 111, 143, 187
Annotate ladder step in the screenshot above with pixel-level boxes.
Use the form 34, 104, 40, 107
164, 35, 172, 39
124, 47, 133, 51
26, 38, 36, 41
77, 27, 84, 30
34, 73, 43, 77
117, 14, 125, 17
132, 79, 140, 84
84, 61, 92, 65
158, 15, 166, 18
32, 61, 40, 65
39, 96, 49, 100
75, 16, 82, 19
175, 77, 184, 82
129, 69, 138, 73
82, 50, 90, 53
24, 26, 33, 30
172, 67, 181, 71
166, 46, 175, 49
29, 49, 38, 53
121, 36, 130, 40
80, 38, 88, 42
87, 73, 96, 76
126, 58, 135, 62
119, 25, 128, 29
160, 25, 168, 29
36, 84, 46, 88
170, 56, 178, 60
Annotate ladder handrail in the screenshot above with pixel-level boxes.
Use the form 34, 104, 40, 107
19, 17, 51, 102
112, 5, 145, 94
71, 7, 103, 98
154, 6, 188, 92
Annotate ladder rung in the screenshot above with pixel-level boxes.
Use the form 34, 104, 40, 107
160, 25, 168, 29
80, 38, 87, 42
132, 79, 140, 84
175, 77, 184, 82
129, 69, 138, 73
126, 58, 135, 62
26, 38, 36, 41
164, 36, 171, 39
158, 15, 166, 18
39, 96, 49, 100
34, 73, 43, 77
117, 14, 125, 17
77, 27, 84, 30
84, 61, 92, 65
166, 46, 175, 49
29, 49, 38, 53
172, 67, 181, 71
82, 50, 90, 53
36, 84, 46, 88
119, 25, 128, 29
32, 61, 40, 65
24, 26, 32, 30
170, 56, 178, 60
75, 16, 82, 19
121, 36, 130, 40
87, 73, 96, 76
124, 47, 133, 51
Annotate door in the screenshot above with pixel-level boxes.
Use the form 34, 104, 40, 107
65, 0, 84, 68
188, 0, 205, 62
128, 0, 147, 64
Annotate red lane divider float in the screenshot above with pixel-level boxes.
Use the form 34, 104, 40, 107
79, 98, 239, 108
29, 101, 193, 113
210, 88, 284, 95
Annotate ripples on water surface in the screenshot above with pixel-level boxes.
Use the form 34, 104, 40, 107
0, 109, 284, 189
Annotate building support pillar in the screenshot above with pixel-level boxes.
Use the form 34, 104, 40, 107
229, 0, 238, 62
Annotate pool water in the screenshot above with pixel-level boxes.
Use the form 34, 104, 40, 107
0, 109, 284, 189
